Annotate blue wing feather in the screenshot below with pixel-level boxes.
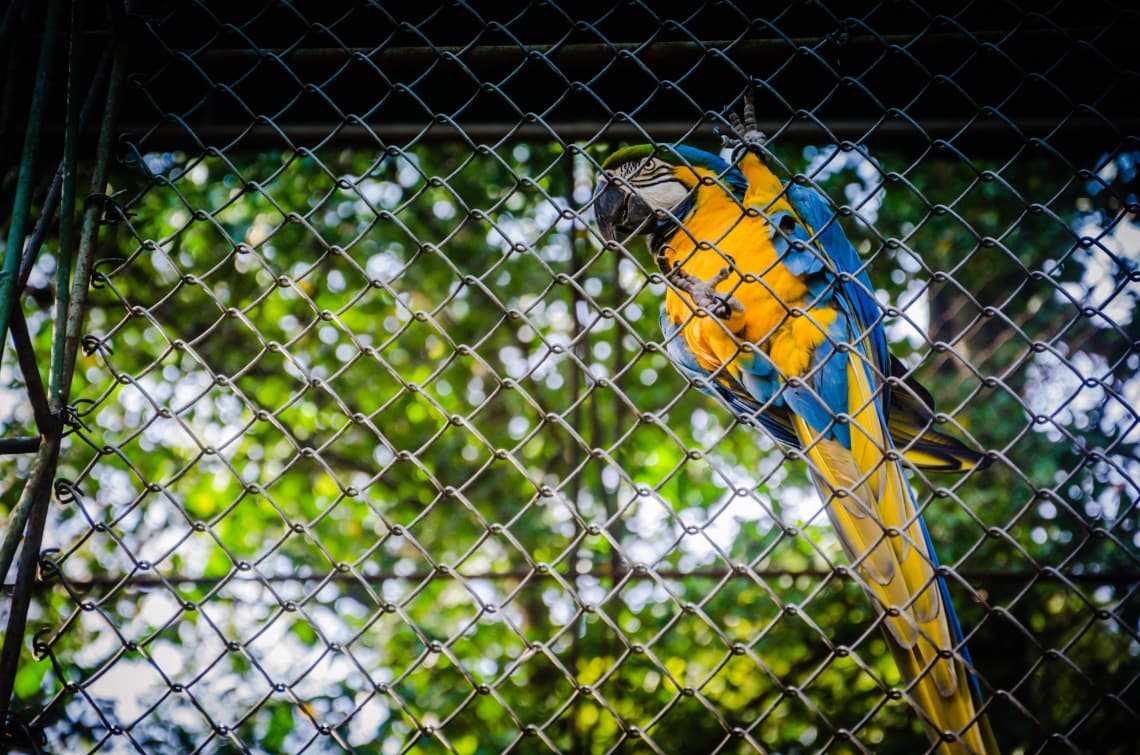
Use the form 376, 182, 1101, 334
786, 184, 891, 379
658, 310, 798, 446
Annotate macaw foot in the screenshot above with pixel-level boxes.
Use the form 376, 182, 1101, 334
720, 89, 771, 164
669, 265, 744, 320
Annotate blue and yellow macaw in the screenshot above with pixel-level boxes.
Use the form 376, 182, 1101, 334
593, 93, 999, 754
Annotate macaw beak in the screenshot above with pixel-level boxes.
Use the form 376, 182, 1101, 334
593, 180, 652, 242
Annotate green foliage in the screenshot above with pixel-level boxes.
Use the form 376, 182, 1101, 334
2, 137, 1137, 753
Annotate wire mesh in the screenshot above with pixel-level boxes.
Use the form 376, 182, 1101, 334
1, 1, 1138, 753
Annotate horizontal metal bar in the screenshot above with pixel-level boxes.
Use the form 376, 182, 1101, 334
185, 27, 1113, 72
16, 567, 1138, 593
0, 436, 40, 454
120, 115, 1135, 152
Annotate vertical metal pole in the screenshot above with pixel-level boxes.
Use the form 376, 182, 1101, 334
48, 0, 84, 406
0, 0, 62, 367
16, 46, 110, 293
565, 153, 586, 755
0, 437, 60, 730
605, 201, 624, 580
0, 43, 110, 592
59, 52, 126, 404
0, 5, 125, 727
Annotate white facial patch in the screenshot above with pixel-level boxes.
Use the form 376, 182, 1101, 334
606, 157, 689, 214
635, 178, 688, 213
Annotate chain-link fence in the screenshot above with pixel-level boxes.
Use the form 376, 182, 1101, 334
2, 1, 1138, 753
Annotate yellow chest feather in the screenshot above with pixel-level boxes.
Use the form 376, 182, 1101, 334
660, 191, 835, 378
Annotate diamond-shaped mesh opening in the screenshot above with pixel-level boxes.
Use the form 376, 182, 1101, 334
2, 1, 1138, 753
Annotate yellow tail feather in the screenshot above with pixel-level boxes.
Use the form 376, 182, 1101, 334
791, 359, 998, 753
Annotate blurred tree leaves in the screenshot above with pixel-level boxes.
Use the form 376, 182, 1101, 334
1, 136, 1137, 754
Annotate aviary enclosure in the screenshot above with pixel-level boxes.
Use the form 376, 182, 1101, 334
0, 1, 1137, 753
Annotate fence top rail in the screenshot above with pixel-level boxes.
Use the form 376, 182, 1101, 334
2, 1, 1136, 160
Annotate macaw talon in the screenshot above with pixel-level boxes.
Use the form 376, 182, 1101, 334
670, 265, 744, 320
723, 90, 770, 164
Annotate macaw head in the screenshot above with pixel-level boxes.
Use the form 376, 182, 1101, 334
593, 144, 747, 243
